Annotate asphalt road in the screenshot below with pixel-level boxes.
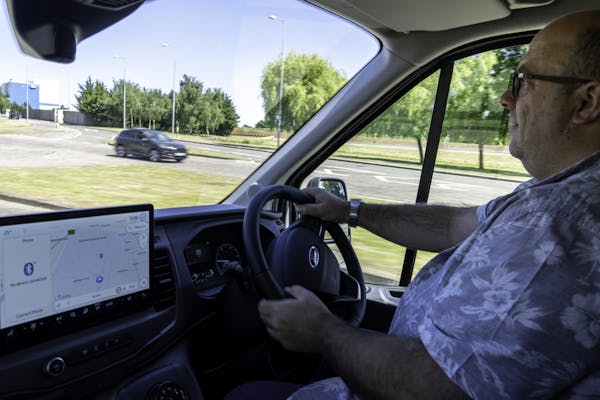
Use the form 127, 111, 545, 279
0, 122, 522, 215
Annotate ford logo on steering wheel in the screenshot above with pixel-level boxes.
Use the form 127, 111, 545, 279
308, 246, 320, 269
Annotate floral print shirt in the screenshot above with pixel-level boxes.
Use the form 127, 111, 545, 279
289, 151, 600, 400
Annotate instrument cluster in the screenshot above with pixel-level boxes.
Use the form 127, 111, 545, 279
184, 224, 244, 289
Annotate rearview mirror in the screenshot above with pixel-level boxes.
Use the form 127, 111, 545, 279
5, 0, 144, 63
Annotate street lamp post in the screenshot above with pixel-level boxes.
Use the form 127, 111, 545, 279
25, 81, 29, 121
114, 55, 127, 129
268, 15, 285, 147
160, 43, 177, 137
62, 68, 71, 110
25, 64, 29, 121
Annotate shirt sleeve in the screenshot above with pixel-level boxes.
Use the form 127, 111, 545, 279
286, 377, 360, 400
419, 211, 600, 399
475, 203, 490, 225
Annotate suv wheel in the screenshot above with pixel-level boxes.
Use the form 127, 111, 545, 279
149, 149, 161, 162
116, 145, 127, 157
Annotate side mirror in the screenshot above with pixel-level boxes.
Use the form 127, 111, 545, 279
306, 177, 348, 200
306, 177, 351, 239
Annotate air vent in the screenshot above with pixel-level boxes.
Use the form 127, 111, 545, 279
80, 0, 144, 11
151, 248, 176, 311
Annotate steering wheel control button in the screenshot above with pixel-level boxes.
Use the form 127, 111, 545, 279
308, 246, 320, 269
45, 357, 66, 376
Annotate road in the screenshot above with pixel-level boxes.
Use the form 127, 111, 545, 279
0, 122, 522, 215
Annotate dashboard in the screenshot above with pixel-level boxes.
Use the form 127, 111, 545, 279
0, 204, 282, 400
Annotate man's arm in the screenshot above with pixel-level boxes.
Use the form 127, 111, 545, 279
359, 203, 479, 252
259, 286, 469, 400
297, 188, 479, 252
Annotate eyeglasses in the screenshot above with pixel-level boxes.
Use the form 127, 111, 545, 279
510, 70, 592, 98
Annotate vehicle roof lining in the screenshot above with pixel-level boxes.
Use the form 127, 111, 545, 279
309, 0, 513, 33
307, 0, 600, 66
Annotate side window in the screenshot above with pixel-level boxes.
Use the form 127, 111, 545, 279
420, 45, 531, 275
304, 45, 530, 286
303, 72, 439, 285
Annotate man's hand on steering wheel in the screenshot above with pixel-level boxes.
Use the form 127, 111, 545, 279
295, 187, 350, 223
258, 285, 336, 353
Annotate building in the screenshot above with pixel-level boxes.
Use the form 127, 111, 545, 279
0, 80, 60, 110
0, 81, 40, 109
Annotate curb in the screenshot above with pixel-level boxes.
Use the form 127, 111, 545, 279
0, 193, 68, 211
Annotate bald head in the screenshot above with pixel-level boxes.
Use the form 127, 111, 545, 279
503, 10, 600, 179
543, 10, 600, 80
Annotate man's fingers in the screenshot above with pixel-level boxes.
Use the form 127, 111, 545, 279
302, 187, 321, 197
296, 202, 318, 216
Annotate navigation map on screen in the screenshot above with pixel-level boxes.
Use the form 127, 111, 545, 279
0, 207, 151, 330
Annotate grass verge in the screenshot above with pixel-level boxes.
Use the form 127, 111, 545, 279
0, 165, 239, 208
0, 119, 58, 134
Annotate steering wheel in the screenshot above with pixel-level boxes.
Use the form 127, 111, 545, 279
243, 184, 366, 327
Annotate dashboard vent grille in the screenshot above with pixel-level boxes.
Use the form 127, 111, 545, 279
151, 249, 176, 311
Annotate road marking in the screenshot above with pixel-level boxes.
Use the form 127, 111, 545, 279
315, 165, 388, 176
231, 151, 261, 157
374, 175, 491, 191
191, 146, 260, 158
315, 168, 350, 177
21, 130, 82, 141
374, 176, 419, 186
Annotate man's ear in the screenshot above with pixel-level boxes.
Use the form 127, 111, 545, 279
572, 81, 600, 125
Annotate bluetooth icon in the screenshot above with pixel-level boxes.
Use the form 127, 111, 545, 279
24, 262, 34, 276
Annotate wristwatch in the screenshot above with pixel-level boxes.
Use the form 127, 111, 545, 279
348, 198, 362, 228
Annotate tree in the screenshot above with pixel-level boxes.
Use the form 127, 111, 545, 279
141, 89, 169, 129
73, 73, 239, 133
0, 93, 11, 113
176, 75, 239, 135
493, 45, 528, 77
176, 74, 205, 134
445, 51, 509, 168
75, 77, 111, 125
260, 52, 346, 132
360, 72, 439, 163
492, 45, 528, 145
211, 89, 239, 136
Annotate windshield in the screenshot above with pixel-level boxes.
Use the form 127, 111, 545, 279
0, 0, 378, 216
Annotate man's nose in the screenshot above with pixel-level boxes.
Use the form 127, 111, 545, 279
499, 87, 515, 109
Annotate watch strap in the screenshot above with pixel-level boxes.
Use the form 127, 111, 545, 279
348, 198, 362, 227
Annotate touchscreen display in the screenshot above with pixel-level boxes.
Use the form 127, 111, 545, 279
0, 205, 152, 331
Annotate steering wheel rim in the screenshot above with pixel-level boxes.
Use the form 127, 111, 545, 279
243, 184, 366, 327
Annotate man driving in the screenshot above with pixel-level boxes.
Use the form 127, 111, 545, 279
228, 9, 600, 400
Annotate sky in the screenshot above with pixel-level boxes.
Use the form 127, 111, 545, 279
0, 0, 379, 127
